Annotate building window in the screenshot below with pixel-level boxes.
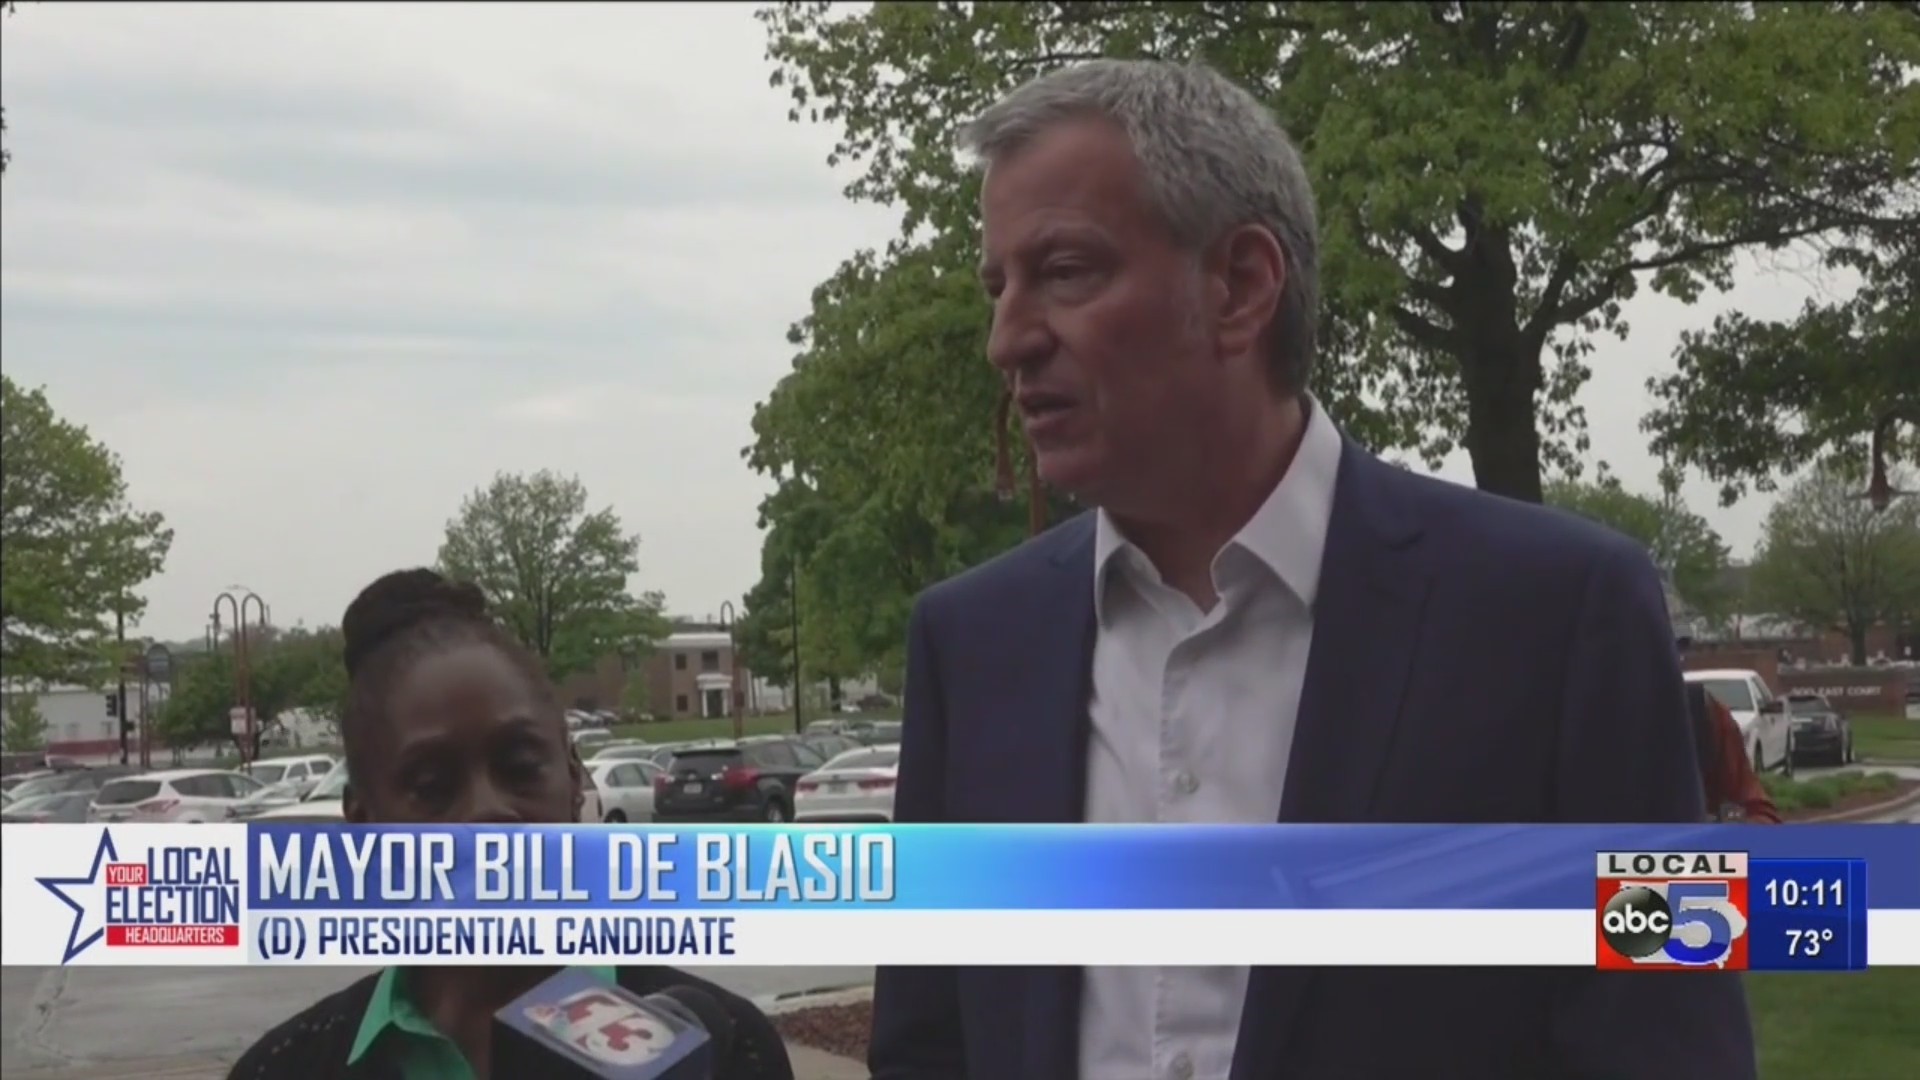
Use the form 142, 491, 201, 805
675, 694, 689, 714
674, 654, 687, 671
701, 650, 720, 673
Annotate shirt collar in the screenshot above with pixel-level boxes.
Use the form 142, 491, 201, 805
348, 964, 619, 1066
1094, 393, 1343, 622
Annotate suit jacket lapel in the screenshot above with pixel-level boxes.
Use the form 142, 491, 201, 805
1231, 442, 1433, 1080
1018, 517, 1098, 1077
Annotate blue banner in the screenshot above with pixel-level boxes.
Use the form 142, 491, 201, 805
245, 823, 1920, 911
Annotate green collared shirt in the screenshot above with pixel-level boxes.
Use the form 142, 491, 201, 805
347, 966, 617, 1079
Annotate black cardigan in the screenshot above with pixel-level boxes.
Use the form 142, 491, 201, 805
224, 965, 795, 1080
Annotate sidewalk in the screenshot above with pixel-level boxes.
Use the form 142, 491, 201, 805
787, 1040, 869, 1079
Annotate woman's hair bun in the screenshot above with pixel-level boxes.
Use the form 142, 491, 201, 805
341, 568, 489, 676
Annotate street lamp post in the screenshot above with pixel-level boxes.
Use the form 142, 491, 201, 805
717, 601, 740, 740
788, 562, 803, 735
213, 589, 270, 765
141, 643, 173, 770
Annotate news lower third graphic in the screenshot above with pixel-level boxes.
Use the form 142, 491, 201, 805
34, 828, 244, 964
1, 823, 1915, 968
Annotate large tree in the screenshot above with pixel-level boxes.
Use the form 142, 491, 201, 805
1747, 459, 1920, 664
739, 238, 1078, 682
759, 1, 1919, 503
1545, 468, 1734, 624
436, 470, 667, 681
1645, 231, 1920, 506
0, 377, 174, 686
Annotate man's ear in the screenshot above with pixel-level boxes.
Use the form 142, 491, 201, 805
1207, 222, 1286, 363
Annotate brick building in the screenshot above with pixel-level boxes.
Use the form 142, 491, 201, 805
555, 630, 751, 720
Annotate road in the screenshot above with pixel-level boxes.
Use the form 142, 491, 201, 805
0, 964, 874, 1078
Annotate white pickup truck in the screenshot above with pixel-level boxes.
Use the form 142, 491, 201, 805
1685, 669, 1794, 775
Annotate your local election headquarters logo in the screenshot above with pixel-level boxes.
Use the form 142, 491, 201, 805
36, 829, 243, 963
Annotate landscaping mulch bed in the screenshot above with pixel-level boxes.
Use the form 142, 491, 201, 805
775, 1001, 873, 1063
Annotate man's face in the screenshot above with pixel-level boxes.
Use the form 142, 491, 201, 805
978, 118, 1216, 508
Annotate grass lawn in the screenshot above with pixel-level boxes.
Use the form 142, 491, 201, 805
1749, 967, 1920, 1078
1761, 769, 1904, 815
1851, 713, 1920, 764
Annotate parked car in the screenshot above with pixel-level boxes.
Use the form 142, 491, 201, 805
1685, 669, 1793, 775
88, 769, 270, 823
572, 729, 616, 753
245, 755, 337, 799
588, 759, 663, 822
795, 745, 900, 823
801, 733, 861, 763
590, 741, 657, 762
225, 781, 308, 821
4, 765, 141, 802
645, 739, 732, 768
652, 738, 827, 823
0, 769, 55, 794
852, 720, 903, 746
250, 764, 349, 823
1785, 693, 1853, 765
2, 791, 95, 823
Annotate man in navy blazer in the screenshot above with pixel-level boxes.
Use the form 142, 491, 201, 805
867, 59, 1756, 1080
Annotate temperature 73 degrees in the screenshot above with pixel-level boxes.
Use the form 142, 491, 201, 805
1786, 928, 1836, 957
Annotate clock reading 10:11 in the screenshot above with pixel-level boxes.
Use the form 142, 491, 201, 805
1764, 877, 1845, 908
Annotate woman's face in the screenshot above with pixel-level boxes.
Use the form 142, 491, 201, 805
344, 642, 581, 825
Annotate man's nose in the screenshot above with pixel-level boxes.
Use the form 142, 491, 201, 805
987, 293, 1052, 376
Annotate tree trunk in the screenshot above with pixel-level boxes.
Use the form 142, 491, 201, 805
1848, 622, 1869, 666
828, 675, 843, 706
1460, 337, 1546, 504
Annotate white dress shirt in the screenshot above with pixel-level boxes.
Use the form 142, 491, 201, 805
1077, 398, 1343, 1080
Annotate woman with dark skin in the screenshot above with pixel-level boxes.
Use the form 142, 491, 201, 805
228, 569, 793, 1080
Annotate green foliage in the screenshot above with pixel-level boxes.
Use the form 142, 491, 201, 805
1647, 232, 1920, 505
1748, 459, 1920, 663
436, 470, 669, 681
758, 1, 1920, 504
157, 628, 351, 753
3, 692, 48, 751
0, 377, 174, 686
735, 239, 1078, 680
1545, 468, 1733, 624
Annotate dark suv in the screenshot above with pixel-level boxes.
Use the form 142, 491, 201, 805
652, 739, 827, 823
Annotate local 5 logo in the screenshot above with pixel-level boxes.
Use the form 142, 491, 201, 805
1597, 880, 1749, 970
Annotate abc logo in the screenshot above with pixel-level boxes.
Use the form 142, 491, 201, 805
1600, 887, 1673, 959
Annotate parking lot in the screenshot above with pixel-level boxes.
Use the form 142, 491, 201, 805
0, 963, 874, 1078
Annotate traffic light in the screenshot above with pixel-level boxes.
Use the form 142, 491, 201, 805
105, 694, 118, 718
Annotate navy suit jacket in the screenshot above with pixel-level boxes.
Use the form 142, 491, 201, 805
869, 439, 1756, 1080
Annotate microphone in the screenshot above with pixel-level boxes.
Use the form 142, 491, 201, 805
492, 968, 735, 1078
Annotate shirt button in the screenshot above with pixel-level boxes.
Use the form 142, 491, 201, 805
1170, 1053, 1194, 1080
1173, 771, 1199, 796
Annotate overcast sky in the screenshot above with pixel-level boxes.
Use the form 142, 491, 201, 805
1, 3, 1837, 643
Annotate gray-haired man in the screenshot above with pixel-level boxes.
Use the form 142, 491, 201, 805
870, 58, 1755, 1080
